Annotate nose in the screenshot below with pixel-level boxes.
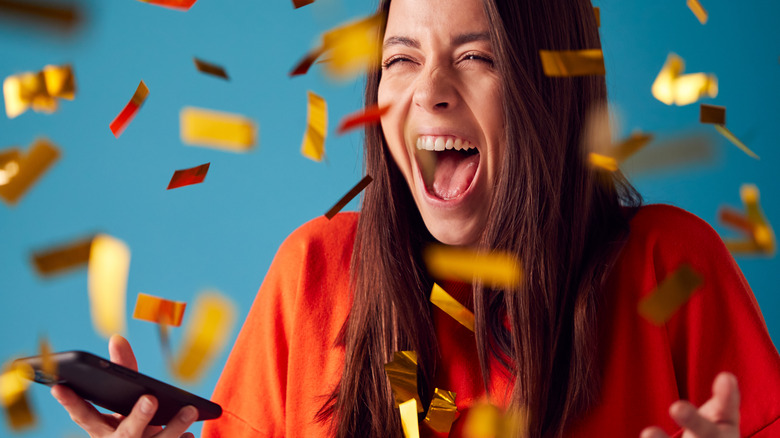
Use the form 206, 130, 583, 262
412, 65, 458, 112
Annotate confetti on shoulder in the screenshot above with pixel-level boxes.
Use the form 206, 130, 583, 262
193, 58, 229, 80
325, 175, 372, 219
638, 264, 703, 325
137, 0, 197, 11
337, 104, 389, 135
110, 81, 149, 138
167, 162, 210, 190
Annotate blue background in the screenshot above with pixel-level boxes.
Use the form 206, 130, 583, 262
0, 0, 777, 436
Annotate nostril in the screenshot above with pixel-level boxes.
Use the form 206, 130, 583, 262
434, 102, 449, 109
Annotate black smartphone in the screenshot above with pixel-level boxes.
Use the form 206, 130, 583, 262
14, 351, 222, 426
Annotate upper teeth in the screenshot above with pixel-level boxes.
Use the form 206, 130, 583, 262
415, 136, 475, 152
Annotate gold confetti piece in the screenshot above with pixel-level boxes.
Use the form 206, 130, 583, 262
0, 362, 35, 432
324, 175, 372, 219
133, 293, 187, 327
171, 291, 236, 382
137, 0, 196, 11
399, 398, 420, 438
430, 283, 474, 331
39, 337, 56, 378
423, 245, 523, 289
424, 388, 457, 434
0, 148, 20, 185
0, 137, 60, 206
193, 58, 229, 80
384, 351, 423, 413
31, 236, 93, 276
714, 125, 759, 159
463, 402, 502, 438
538, 49, 605, 77
651, 53, 717, 106
0, 0, 82, 33
320, 14, 384, 80
3, 64, 75, 118
687, 0, 708, 24
180, 107, 256, 152
88, 234, 130, 339
588, 153, 618, 172
593, 7, 600, 27
301, 91, 327, 162
110, 80, 148, 138
638, 264, 703, 325
700, 104, 725, 125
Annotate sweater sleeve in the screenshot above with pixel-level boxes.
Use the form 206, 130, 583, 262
638, 205, 780, 437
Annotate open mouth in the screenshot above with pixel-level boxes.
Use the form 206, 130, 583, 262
415, 135, 480, 201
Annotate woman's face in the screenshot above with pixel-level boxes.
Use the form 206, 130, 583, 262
378, 0, 504, 246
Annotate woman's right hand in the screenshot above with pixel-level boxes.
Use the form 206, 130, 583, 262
51, 334, 198, 438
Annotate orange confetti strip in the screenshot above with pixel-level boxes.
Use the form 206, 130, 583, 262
687, 0, 708, 24
110, 80, 149, 138
167, 162, 210, 190
539, 49, 605, 77
638, 264, 703, 325
719, 207, 754, 235
3, 64, 76, 118
88, 234, 130, 339
337, 104, 389, 134
719, 184, 776, 256
137, 0, 196, 11
193, 58, 229, 80
423, 245, 523, 289
31, 235, 93, 276
133, 293, 187, 327
324, 175, 373, 219
0, 137, 60, 206
171, 291, 236, 382
700, 104, 725, 125
301, 91, 327, 161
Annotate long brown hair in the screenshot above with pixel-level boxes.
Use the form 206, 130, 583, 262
318, 0, 642, 437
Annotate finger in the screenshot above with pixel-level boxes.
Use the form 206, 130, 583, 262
115, 395, 157, 437
640, 426, 670, 438
670, 400, 719, 437
179, 433, 195, 438
51, 385, 114, 436
711, 372, 740, 425
155, 406, 198, 438
109, 334, 138, 371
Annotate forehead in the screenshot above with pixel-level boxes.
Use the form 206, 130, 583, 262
384, 0, 489, 39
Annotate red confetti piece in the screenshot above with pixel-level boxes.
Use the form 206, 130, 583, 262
291, 0, 314, 8
110, 81, 148, 138
137, 0, 197, 11
289, 47, 325, 77
337, 104, 390, 135
167, 162, 210, 190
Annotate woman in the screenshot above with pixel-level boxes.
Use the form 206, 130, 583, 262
52, 0, 780, 437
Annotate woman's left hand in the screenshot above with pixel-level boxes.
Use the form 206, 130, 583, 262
640, 372, 740, 438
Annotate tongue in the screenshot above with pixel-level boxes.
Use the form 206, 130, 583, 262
431, 150, 479, 200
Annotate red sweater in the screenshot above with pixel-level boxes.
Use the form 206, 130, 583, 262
201, 205, 780, 437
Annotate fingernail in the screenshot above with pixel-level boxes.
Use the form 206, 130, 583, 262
180, 406, 197, 423
140, 396, 155, 415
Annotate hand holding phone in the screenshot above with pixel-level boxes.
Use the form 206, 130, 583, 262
25, 335, 209, 438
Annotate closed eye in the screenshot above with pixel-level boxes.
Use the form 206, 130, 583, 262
460, 52, 494, 66
382, 55, 415, 69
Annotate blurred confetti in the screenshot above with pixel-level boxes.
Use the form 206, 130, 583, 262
0, 362, 35, 432
621, 133, 716, 175
423, 388, 458, 434
31, 235, 94, 277
720, 184, 776, 256
593, 7, 600, 27
0, 137, 60, 206
337, 104, 389, 134
3, 64, 75, 118
463, 402, 528, 438
0, 0, 82, 33
638, 264, 703, 325
137, 0, 197, 11
180, 107, 256, 152
133, 293, 187, 327
687, 0, 708, 24
652, 53, 717, 106
423, 245, 523, 289
384, 351, 423, 413
193, 58, 229, 80
88, 234, 130, 339
430, 283, 474, 332
167, 162, 210, 190
539, 49, 605, 77
324, 175, 372, 219
301, 91, 327, 162
38, 337, 56, 378
700, 104, 725, 125
714, 125, 759, 160
171, 291, 236, 382
110, 81, 149, 138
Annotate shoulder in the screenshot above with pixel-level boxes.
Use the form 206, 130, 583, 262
274, 212, 360, 267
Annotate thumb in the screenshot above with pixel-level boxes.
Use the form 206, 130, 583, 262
108, 334, 138, 371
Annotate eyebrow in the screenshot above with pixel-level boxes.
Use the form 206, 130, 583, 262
382, 32, 491, 51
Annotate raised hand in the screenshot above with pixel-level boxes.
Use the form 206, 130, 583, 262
641, 372, 740, 438
51, 334, 198, 438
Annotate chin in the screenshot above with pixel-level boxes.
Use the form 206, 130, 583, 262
422, 214, 484, 246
